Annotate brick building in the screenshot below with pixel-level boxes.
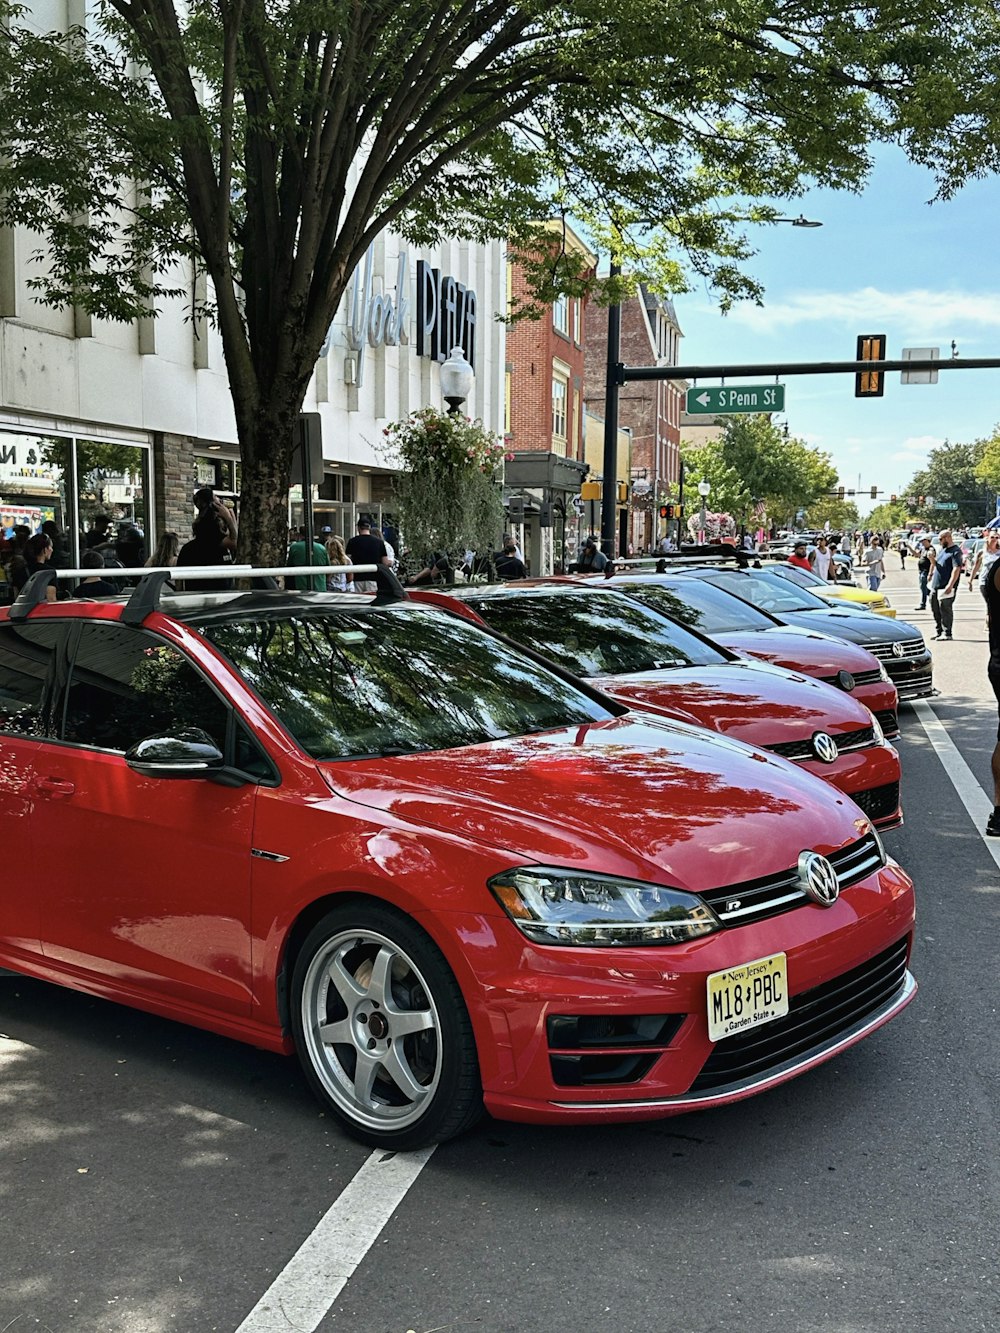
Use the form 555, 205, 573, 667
584, 285, 685, 552
504, 222, 597, 572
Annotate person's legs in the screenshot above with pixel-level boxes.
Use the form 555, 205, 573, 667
930, 589, 942, 636
916, 571, 928, 608
940, 593, 955, 637
988, 667, 1000, 834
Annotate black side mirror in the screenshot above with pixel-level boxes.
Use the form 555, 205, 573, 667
125, 727, 224, 778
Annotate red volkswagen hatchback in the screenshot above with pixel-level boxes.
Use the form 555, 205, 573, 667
0, 571, 916, 1148
410, 582, 903, 831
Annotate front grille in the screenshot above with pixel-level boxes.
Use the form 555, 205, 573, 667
895, 671, 934, 700
767, 724, 874, 762
821, 667, 884, 691
690, 937, 909, 1091
875, 708, 899, 738
850, 781, 900, 823
698, 833, 884, 927
547, 1013, 685, 1087
865, 637, 926, 661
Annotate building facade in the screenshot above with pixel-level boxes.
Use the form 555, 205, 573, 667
584, 285, 685, 553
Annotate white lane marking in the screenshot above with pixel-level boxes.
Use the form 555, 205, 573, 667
911, 699, 1000, 870
234, 1146, 434, 1332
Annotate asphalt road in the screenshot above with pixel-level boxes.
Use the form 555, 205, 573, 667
2, 562, 999, 1333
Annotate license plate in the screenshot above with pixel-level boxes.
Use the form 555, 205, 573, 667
707, 953, 789, 1042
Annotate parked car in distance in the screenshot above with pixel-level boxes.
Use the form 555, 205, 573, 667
675, 565, 934, 702
590, 571, 900, 737
0, 567, 917, 1148
767, 560, 897, 617
411, 581, 903, 829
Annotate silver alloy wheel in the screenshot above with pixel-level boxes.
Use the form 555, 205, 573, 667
298, 927, 443, 1132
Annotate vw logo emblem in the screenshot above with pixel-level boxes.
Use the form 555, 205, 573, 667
836, 670, 856, 692
812, 731, 839, 764
891, 641, 904, 657
798, 851, 840, 906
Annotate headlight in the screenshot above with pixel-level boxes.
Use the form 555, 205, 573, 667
868, 709, 885, 746
871, 825, 887, 866
489, 867, 720, 946
879, 663, 892, 683
882, 595, 892, 607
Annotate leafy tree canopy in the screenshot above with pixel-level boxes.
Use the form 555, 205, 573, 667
801, 496, 861, 533
901, 439, 989, 528
0, 0, 978, 559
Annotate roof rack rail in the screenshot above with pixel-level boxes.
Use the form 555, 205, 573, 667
9, 568, 58, 621
7, 562, 409, 627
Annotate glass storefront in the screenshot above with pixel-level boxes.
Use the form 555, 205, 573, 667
0, 430, 151, 564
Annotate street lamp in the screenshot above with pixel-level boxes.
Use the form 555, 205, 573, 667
440, 345, 475, 416
778, 215, 823, 228
698, 479, 711, 543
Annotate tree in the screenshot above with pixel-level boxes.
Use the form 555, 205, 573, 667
0, 0, 970, 560
865, 500, 910, 533
801, 496, 861, 533
904, 440, 988, 528
972, 423, 1000, 494
679, 441, 750, 523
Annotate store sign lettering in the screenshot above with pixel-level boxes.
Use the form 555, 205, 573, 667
320, 245, 478, 389
416, 260, 477, 369
0, 443, 41, 467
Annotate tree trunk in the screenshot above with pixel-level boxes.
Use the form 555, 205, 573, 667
233, 410, 298, 567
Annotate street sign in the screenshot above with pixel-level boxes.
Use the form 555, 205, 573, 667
932, 501, 958, 510
902, 347, 939, 385
685, 384, 785, 415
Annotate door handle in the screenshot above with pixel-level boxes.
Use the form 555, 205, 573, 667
37, 776, 76, 798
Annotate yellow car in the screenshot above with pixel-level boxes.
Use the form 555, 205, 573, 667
768, 562, 897, 617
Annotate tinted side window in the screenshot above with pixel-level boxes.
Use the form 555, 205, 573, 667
62, 623, 229, 754
0, 621, 62, 736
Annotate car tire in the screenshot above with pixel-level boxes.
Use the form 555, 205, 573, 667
291, 902, 483, 1149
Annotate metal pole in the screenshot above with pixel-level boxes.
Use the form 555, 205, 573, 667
677, 457, 684, 545
601, 258, 621, 559
621, 355, 1000, 383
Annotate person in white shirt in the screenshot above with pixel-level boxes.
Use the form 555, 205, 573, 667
811, 536, 834, 581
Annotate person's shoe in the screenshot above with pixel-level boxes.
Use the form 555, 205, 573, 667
933, 631, 943, 639
987, 808, 1000, 837
944, 633, 953, 639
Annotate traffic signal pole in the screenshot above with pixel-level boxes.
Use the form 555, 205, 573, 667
602, 259, 622, 559
615, 355, 1000, 384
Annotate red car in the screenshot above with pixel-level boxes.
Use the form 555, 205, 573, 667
410, 582, 903, 831
594, 571, 900, 738
0, 570, 915, 1148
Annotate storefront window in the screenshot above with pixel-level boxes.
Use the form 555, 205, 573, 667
0, 431, 151, 564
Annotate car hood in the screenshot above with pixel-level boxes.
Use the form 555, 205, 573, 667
323, 715, 867, 893
715, 628, 883, 678
769, 607, 923, 644
589, 660, 874, 747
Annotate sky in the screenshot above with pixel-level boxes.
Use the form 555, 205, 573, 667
673, 146, 1000, 519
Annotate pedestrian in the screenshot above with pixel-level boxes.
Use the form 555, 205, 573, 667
970, 532, 1000, 591
897, 536, 909, 570
287, 527, 328, 591
345, 517, 391, 592
914, 536, 934, 609
810, 536, 834, 581
176, 486, 238, 590
74, 549, 120, 597
494, 541, 526, 580
787, 540, 812, 572
324, 534, 352, 591
862, 538, 885, 591
145, 531, 180, 567
574, 536, 609, 573
8, 531, 58, 601
982, 553, 1000, 836
929, 528, 964, 640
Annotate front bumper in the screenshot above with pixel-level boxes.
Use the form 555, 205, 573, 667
432, 861, 916, 1127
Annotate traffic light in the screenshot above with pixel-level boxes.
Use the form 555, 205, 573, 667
666, 504, 675, 519
507, 496, 524, 521
617, 481, 629, 504
580, 480, 601, 501
837, 486, 845, 500
870, 486, 878, 499
855, 334, 887, 397
658, 504, 670, 519
918, 495, 925, 506
891, 494, 897, 503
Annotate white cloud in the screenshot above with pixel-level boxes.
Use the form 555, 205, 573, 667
723, 288, 1000, 335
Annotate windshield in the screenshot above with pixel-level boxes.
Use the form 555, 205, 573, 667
615, 579, 777, 634
772, 564, 823, 589
203, 606, 614, 760
702, 569, 832, 614
463, 588, 728, 675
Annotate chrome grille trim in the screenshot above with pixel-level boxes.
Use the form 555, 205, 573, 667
699, 834, 884, 926
766, 724, 875, 762
865, 638, 926, 660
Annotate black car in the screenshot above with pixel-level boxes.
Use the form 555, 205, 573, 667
675, 566, 933, 701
